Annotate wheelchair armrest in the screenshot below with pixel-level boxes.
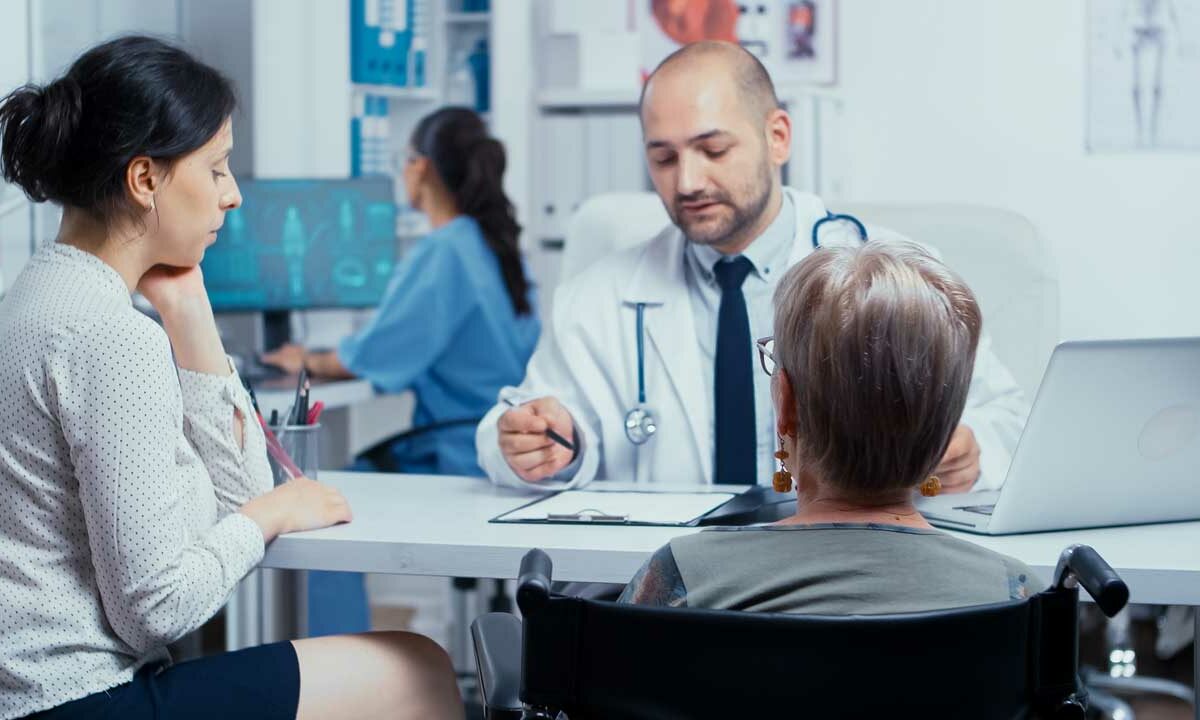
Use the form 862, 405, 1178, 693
517, 549, 553, 613
471, 612, 523, 715
1053, 544, 1129, 618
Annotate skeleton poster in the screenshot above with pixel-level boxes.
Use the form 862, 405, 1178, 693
1087, 0, 1200, 151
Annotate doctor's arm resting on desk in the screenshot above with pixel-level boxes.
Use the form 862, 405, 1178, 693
0, 36, 461, 720
476, 269, 607, 489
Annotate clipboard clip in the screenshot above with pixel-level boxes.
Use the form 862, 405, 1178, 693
545, 508, 629, 522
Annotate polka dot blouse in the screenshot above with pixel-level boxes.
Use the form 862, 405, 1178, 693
0, 242, 273, 718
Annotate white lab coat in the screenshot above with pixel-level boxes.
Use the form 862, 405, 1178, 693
476, 188, 1029, 492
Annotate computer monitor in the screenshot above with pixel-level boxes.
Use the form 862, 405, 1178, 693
202, 177, 398, 313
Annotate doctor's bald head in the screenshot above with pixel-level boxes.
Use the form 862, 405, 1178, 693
641, 42, 791, 254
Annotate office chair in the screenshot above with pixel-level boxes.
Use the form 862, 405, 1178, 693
471, 545, 1128, 720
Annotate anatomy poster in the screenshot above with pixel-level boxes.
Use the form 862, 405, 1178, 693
639, 0, 837, 86
1087, 0, 1200, 151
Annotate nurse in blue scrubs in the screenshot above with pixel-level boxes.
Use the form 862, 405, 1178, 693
263, 107, 539, 476
262, 107, 540, 635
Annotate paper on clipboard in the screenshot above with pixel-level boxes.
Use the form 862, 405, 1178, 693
495, 490, 737, 525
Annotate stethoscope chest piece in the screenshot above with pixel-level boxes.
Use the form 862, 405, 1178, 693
624, 405, 657, 445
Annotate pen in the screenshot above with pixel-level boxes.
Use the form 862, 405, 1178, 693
307, 400, 325, 426
240, 375, 262, 416
502, 397, 576, 453
297, 379, 310, 426
288, 368, 308, 426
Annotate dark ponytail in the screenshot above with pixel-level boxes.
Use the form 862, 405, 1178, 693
412, 107, 532, 316
0, 35, 236, 226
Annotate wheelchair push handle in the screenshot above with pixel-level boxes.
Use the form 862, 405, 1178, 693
517, 548, 554, 612
1053, 544, 1129, 618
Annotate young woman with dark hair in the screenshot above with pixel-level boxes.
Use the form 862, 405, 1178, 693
0, 36, 462, 720
263, 107, 540, 478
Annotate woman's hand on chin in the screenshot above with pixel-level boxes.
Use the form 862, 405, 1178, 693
137, 264, 211, 316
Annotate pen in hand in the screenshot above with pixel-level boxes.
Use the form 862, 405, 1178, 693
502, 397, 576, 453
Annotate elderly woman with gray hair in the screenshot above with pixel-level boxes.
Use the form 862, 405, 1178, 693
619, 241, 1038, 612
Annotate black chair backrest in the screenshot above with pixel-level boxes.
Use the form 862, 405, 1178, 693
520, 591, 1048, 719
493, 545, 1127, 720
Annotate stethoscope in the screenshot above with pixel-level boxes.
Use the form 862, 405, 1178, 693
624, 302, 659, 445
622, 211, 869, 447
810, 212, 868, 248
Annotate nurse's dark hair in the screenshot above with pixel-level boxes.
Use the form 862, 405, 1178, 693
0, 35, 236, 226
411, 107, 532, 316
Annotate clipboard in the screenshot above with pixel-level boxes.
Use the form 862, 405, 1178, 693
490, 488, 740, 527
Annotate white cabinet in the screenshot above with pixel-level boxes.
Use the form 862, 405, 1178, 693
181, 0, 352, 179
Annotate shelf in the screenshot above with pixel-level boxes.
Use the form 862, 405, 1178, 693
445, 12, 490, 24
351, 84, 438, 101
537, 88, 640, 110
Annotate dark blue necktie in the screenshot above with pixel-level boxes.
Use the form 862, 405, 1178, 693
713, 256, 756, 485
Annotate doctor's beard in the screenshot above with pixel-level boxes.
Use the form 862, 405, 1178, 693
671, 157, 774, 251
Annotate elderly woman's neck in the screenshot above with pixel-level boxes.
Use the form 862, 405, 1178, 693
778, 474, 934, 529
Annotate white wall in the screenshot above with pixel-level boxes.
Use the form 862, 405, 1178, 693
833, 1, 1200, 341
0, 0, 32, 295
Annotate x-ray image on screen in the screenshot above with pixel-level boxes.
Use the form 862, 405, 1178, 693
202, 178, 397, 311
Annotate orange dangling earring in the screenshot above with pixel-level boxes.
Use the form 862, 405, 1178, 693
920, 475, 942, 497
772, 436, 794, 493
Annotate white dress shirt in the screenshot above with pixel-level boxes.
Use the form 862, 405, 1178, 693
0, 243, 272, 718
684, 193, 796, 483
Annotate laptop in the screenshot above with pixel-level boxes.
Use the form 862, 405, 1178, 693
917, 337, 1200, 535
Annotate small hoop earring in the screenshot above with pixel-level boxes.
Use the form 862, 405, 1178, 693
920, 475, 942, 497
772, 435, 793, 493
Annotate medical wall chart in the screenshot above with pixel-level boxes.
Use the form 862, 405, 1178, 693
639, 0, 837, 86
1087, 0, 1200, 152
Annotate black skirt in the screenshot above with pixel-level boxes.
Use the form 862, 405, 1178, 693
26, 641, 300, 720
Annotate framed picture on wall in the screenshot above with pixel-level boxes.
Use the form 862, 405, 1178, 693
1086, 0, 1200, 152
638, 0, 838, 87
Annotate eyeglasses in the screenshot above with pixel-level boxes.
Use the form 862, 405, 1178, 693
755, 336, 775, 377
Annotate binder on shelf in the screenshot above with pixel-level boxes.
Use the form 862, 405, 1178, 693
350, 95, 364, 177
351, 0, 414, 87
410, 0, 429, 87
351, 95, 392, 177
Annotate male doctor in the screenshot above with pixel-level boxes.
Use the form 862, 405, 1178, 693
476, 41, 1028, 492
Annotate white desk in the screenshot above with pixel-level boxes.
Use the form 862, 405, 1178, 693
264, 472, 1200, 603
247, 472, 1200, 714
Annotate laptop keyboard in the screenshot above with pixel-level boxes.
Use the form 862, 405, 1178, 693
953, 504, 996, 516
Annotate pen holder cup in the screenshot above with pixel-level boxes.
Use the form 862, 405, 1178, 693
266, 423, 321, 486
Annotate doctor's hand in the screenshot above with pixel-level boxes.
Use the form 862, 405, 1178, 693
498, 397, 577, 482
934, 424, 981, 494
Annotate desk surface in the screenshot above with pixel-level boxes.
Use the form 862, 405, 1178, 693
261, 472, 1200, 605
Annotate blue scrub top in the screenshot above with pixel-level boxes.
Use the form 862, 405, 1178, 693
337, 216, 540, 476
